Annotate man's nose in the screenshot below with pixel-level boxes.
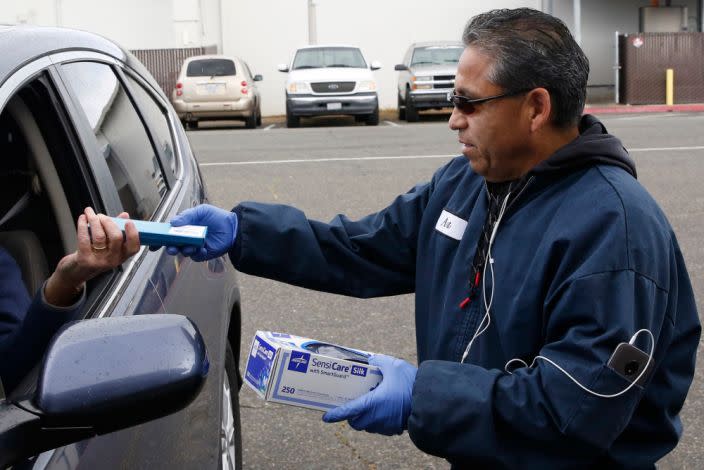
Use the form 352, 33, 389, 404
448, 107, 465, 131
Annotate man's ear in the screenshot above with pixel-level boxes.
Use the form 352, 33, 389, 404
526, 88, 552, 133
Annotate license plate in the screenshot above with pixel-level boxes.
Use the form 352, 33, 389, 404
199, 83, 225, 95
326, 102, 342, 110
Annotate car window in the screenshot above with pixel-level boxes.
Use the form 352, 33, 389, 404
61, 62, 166, 220
411, 46, 463, 66
186, 59, 236, 77
243, 62, 253, 81
292, 47, 367, 70
123, 74, 177, 178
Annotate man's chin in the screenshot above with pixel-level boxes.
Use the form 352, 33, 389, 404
466, 158, 487, 177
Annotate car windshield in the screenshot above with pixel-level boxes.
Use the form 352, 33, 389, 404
411, 46, 463, 66
292, 47, 367, 70
186, 59, 236, 77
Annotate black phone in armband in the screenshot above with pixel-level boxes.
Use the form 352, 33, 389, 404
607, 342, 653, 387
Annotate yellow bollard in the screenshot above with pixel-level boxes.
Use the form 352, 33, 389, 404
666, 68, 674, 106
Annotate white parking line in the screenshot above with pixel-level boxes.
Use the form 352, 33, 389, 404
200, 154, 456, 167
263, 124, 276, 130
199, 145, 704, 167
384, 120, 401, 127
630, 145, 704, 152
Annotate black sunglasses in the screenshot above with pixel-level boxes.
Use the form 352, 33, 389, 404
447, 88, 533, 114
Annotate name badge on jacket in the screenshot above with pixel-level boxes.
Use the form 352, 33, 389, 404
435, 209, 467, 241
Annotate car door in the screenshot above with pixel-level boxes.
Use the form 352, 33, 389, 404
37, 54, 238, 469
0, 52, 167, 467
0, 46, 239, 469
242, 61, 259, 107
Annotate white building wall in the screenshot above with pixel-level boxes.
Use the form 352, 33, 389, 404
1, 0, 57, 25
0, 0, 221, 50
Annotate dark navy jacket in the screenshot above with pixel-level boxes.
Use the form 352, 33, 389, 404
0, 248, 83, 392
230, 116, 700, 468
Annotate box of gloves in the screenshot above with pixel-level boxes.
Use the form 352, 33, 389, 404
244, 331, 383, 412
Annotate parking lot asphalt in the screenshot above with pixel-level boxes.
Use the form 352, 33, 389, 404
188, 112, 704, 469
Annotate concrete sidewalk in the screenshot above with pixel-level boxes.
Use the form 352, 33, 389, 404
584, 103, 704, 114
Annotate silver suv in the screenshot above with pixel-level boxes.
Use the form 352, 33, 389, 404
394, 41, 463, 122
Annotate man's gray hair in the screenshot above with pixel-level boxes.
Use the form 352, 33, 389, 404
463, 8, 589, 128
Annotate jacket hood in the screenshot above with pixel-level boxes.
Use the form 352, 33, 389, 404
532, 114, 637, 178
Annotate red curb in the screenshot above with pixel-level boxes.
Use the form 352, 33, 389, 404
584, 103, 704, 114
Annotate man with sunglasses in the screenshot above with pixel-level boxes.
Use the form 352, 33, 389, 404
164, 7, 699, 468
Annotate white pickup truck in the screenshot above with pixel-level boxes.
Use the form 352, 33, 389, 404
278, 45, 381, 128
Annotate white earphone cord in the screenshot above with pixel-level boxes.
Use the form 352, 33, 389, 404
460, 190, 511, 364
505, 329, 654, 399
457, 189, 655, 399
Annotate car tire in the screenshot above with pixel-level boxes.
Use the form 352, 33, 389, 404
245, 111, 257, 129
219, 340, 243, 470
286, 108, 300, 128
365, 107, 379, 126
405, 91, 419, 122
397, 93, 406, 121
256, 106, 262, 127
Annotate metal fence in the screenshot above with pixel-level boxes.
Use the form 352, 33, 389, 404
618, 32, 704, 105
131, 45, 218, 99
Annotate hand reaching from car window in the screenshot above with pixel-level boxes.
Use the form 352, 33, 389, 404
163, 204, 238, 262
44, 207, 140, 306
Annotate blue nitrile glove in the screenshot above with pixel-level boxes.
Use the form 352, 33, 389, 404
322, 354, 417, 436
162, 204, 237, 262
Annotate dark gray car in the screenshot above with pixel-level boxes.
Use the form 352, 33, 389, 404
0, 25, 242, 469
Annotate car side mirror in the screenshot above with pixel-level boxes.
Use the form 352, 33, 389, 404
277, 63, 289, 72
0, 314, 208, 468
370, 60, 382, 71
253, 74, 263, 81
394, 64, 408, 71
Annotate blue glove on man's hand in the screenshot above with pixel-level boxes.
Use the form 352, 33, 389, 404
163, 204, 238, 262
322, 354, 417, 436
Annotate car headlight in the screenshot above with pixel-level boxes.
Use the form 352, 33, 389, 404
412, 75, 432, 90
356, 80, 377, 92
287, 82, 311, 94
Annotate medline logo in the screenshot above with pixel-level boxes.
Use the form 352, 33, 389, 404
288, 351, 311, 373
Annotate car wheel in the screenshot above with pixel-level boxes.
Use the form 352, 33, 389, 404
397, 93, 406, 121
406, 91, 419, 122
220, 341, 242, 470
286, 108, 300, 128
256, 106, 262, 127
245, 111, 257, 129
365, 107, 379, 126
